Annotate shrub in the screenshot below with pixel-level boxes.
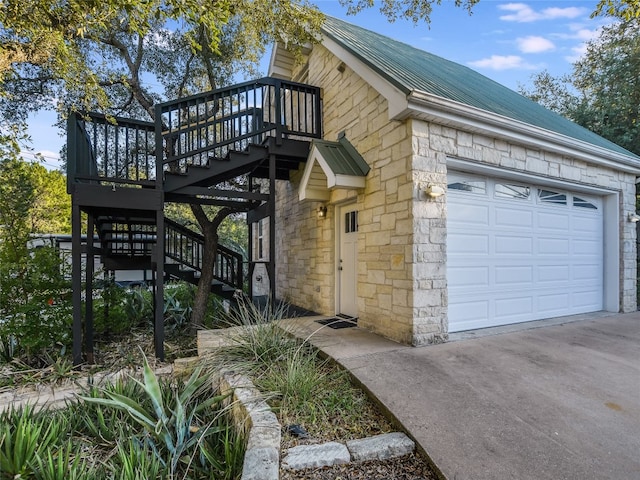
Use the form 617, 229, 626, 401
0, 246, 72, 362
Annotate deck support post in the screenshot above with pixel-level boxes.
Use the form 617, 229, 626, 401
268, 153, 277, 307
84, 214, 95, 364
154, 210, 165, 361
71, 201, 83, 366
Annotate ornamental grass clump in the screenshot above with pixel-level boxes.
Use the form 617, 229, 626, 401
202, 296, 393, 444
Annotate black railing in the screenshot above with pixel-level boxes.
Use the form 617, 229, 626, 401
99, 221, 157, 257
156, 77, 322, 176
165, 218, 243, 290
67, 112, 157, 191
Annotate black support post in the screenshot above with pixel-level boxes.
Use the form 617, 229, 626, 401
248, 176, 254, 300
71, 201, 83, 366
84, 214, 95, 364
268, 153, 277, 306
154, 210, 165, 361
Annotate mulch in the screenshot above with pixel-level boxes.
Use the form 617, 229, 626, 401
280, 453, 439, 480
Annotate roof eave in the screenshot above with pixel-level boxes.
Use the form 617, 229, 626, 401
406, 91, 640, 175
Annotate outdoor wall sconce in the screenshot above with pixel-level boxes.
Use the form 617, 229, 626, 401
317, 205, 328, 218
424, 184, 445, 199
628, 212, 640, 223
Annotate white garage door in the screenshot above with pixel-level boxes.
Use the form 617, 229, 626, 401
447, 173, 603, 332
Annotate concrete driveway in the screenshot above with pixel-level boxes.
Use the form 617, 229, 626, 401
295, 312, 640, 479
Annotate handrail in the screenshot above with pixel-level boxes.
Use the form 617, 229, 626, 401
164, 218, 243, 290
67, 111, 157, 189
155, 77, 322, 178
67, 77, 322, 190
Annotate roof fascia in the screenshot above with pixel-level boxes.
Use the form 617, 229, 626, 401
407, 91, 640, 174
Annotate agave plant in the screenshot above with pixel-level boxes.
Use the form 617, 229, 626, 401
0, 405, 62, 479
80, 352, 231, 477
33, 439, 97, 480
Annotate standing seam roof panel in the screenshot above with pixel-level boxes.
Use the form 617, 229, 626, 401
321, 16, 638, 159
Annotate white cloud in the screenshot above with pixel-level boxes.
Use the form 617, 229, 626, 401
516, 36, 555, 53
555, 24, 602, 41
565, 44, 589, 63
498, 3, 587, 22
468, 55, 540, 71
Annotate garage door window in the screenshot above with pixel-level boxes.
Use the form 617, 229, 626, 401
495, 183, 530, 200
447, 179, 486, 194
538, 189, 567, 205
573, 196, 598, 209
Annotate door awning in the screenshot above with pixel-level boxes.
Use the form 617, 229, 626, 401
299, 133, 370, 201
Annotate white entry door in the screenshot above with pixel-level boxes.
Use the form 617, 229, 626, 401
338, 205, 358, 317
447, 173, 604, 332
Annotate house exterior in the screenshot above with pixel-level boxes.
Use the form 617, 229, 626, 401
264, 16, 640, 346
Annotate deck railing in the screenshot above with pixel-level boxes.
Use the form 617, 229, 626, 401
165, 218, 243, 290
67, 112, 157, 191
156, 77, 322, 177
67, 78, 322, 191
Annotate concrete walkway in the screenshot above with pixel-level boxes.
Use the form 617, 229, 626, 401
284, 312, 640, 480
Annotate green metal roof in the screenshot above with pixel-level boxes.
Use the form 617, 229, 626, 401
322, 16, 638, 160
311, 133, 370, 177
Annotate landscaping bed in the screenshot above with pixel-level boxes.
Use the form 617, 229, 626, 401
1, 297, 439, 479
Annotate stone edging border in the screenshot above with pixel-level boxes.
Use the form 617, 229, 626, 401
217, 371, 416, 480
219, 371, 281, 480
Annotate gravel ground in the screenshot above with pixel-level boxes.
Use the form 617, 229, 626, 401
280, 453, 439, 480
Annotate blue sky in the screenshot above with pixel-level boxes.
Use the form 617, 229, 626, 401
26, 0, 608, 170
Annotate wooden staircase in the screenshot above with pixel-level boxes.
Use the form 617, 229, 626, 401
67, 77, 322, 364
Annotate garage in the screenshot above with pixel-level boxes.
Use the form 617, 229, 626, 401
446, 172, 604, 332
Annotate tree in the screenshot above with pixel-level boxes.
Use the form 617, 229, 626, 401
593, 0, 640, 19
0, 157, 72, 360
338, 0, 478, 23
520, 20, 640, 156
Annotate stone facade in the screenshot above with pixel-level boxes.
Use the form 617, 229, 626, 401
276, 44, 416, 344
271, 43, 638, 347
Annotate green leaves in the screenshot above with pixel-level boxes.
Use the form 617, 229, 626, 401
80, 351, 234, 477
0, 405, 62, 478
522, 20, 640, 156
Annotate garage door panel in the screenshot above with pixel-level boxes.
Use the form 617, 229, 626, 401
494, 296, 534, 319
573, 239, 600, 255
448, 233, 489, 254
448, 203, 489, 225
573, 290, 602, 310
538, 265, 570, 283
538, 237, 570, 255
495, 207, 533, 228
448, 299, 489, 329
495, 266, 533, 285
495, 235, 533, 255
573, 216, 601, 232
537, 294, 571, 315
447, 174, 603, 333
538, 211, 570, 231
573, 264, 600, 281
448, 266, 489, 287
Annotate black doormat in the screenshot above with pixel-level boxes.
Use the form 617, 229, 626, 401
315, 315, 358, 329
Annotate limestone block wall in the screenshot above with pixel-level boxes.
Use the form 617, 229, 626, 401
275, 44, 416, 344
275, 178, 335, 315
